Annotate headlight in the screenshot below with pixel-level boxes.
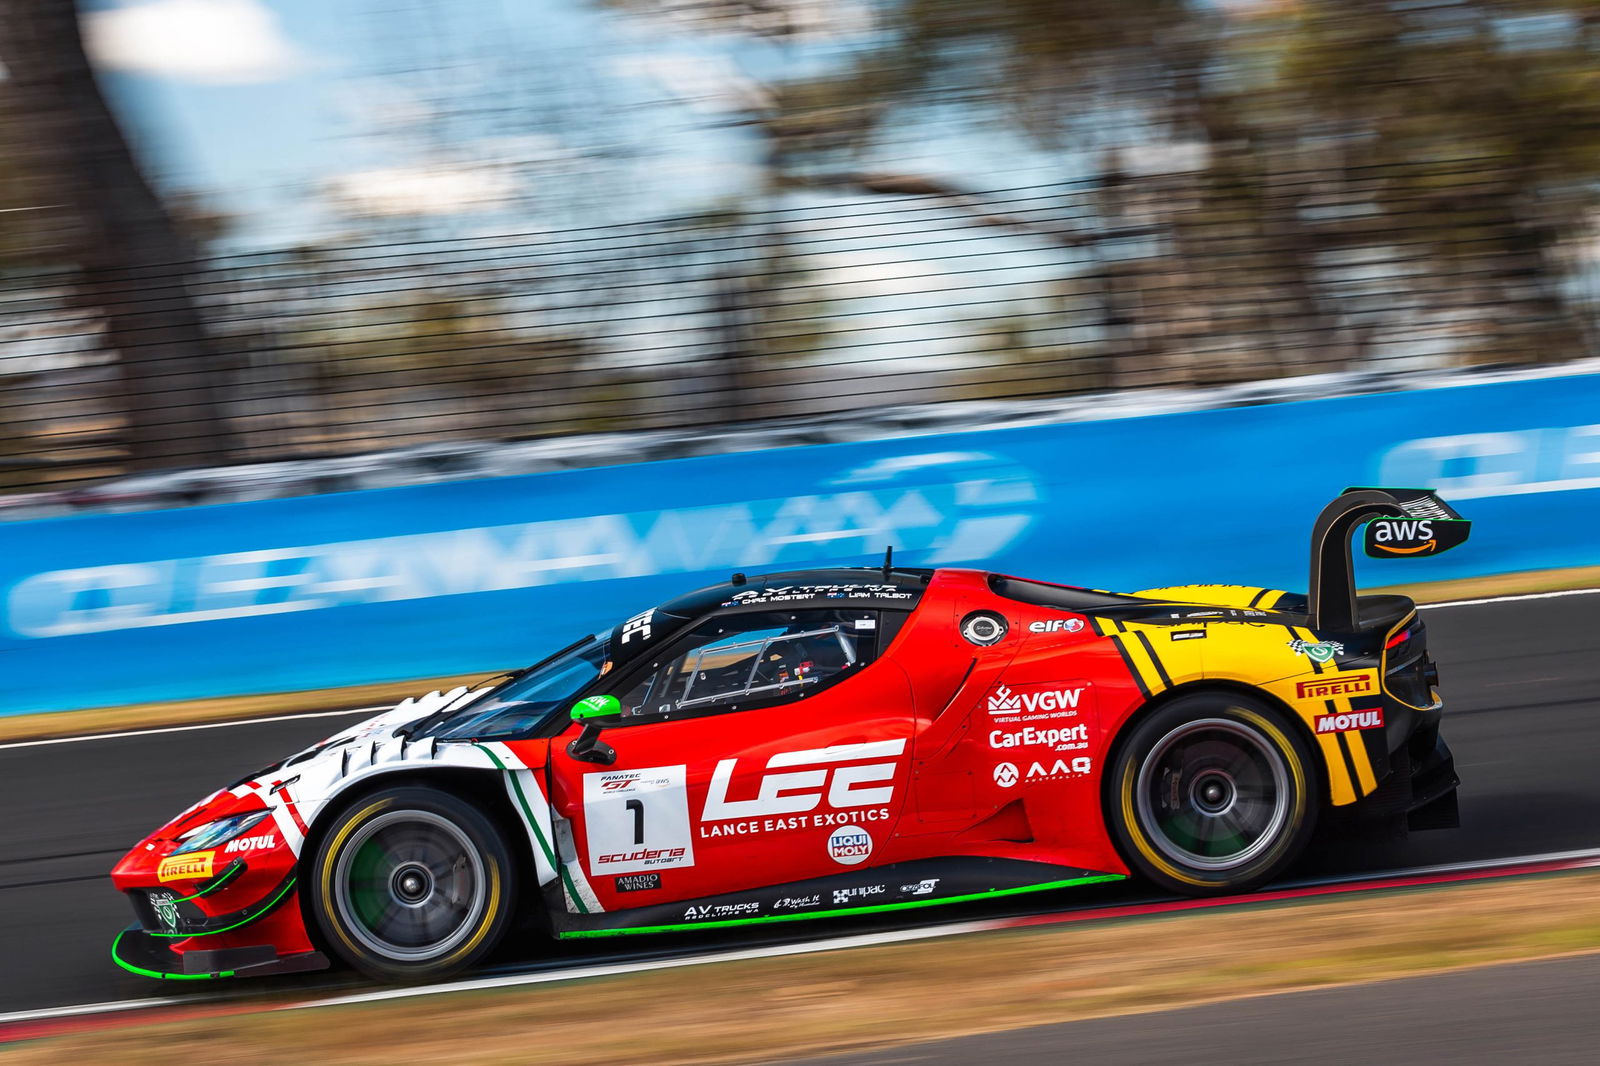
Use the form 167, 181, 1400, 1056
174, 810, 272, 854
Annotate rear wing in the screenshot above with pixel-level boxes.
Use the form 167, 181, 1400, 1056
1308, 487, 1472, 631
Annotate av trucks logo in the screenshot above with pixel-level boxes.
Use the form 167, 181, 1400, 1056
987, 684, 1087, 716
702, 739, 906, 821
1296, 673, 1376, 700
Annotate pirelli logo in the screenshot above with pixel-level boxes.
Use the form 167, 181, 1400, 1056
1295, 673, 1376, 700
157, 851, 214, 883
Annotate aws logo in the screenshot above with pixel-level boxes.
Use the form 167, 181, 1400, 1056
1368, 519, 1437, 555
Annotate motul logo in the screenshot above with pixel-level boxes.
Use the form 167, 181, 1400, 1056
702, 739, 905, 821
223, 834, 277, 854
1296, 674, 1376, 700
1314, 709, 1385, 734
988, 685, 1084, 715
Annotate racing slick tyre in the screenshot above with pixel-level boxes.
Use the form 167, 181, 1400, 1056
308, 785, 516, 982
1108, 691, 1318, 896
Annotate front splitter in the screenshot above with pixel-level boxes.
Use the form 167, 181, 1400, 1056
112, 926, 328, 981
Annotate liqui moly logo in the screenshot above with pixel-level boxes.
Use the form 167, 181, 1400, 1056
1296, 674, 1376, 700
1314, 709, 1385, 734
702, 739, 905, 821
987, 684, 1086, 716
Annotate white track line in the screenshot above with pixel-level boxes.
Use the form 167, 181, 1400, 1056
1418, 587, 1600, 609
0, 706, 384, 751
8, 845, 1600, 1027
0, 996, 190, 1025
4, 584, 1594, 753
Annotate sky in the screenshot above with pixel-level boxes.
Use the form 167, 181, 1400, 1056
79, 0, 1097, 250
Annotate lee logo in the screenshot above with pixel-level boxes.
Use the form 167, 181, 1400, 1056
1314, 709, 1385, 734
157, 852, 214, 883
1296, 674, 1376, 700
987, 684, 1086, 716
702, 739, 905, 821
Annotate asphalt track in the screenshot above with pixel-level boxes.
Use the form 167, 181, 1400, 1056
2, 592, 1597, 1018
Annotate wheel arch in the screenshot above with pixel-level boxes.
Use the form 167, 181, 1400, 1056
1101, 680, 1327, 815
294, 767, 538, 952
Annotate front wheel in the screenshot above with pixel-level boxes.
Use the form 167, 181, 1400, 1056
1108, 693, 1318, 896
308, 785, 516, 982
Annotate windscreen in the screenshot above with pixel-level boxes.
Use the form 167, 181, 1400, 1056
422, 633, 612, 741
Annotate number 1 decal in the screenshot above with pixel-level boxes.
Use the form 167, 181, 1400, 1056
582, 766, 695, 875
625, 798, 645, 845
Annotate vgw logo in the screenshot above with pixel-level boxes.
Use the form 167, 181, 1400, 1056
988, 685, 1085, 715
702, 739, 906, 821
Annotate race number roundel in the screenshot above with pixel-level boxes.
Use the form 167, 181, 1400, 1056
583, 766, 695, 876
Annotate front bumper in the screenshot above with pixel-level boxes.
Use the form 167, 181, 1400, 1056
112, 925, 326, 980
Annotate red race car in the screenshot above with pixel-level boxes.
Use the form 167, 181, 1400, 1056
111, 488, 1466, 982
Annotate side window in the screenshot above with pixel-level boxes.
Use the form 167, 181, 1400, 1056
615, 609, 877, 722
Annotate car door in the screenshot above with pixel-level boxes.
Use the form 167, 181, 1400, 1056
546, 607, 914, 914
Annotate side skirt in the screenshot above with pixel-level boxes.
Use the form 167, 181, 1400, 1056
550, 857, 1125, 938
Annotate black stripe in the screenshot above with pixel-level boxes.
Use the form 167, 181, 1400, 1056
1247, 588, 1272, 609
1338, 733, 1366, 795
1111, 636, 1152, 699
1326, 699, 1362, 794
1113, 618, 1128, 633
1132, 630, 1173, 691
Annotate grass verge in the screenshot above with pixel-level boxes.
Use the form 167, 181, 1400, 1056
9, 870, 1600, 1065
3, 564, 1594, 744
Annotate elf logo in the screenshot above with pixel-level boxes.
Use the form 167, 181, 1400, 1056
702, 739, 905, 821
1314, 709, 1385, 734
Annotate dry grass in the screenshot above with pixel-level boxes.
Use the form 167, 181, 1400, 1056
3, 564, 1593, 744
10, 871, 1600, 1066
1368, 565, 1600, 604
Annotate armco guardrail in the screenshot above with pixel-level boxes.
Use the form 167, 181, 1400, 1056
3, 370, 1598, 715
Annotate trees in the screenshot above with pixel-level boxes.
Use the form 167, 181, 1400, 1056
0, 0, 232, 470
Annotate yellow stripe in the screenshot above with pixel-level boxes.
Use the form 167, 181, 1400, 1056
1316, 732, 1357, 804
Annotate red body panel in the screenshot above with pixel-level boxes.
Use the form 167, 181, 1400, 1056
539, 570, 1140, 910
113, 567, 1170, 971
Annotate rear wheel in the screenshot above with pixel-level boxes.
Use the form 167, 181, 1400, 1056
1109, 692, 1318, 895
308, 785, 516, 982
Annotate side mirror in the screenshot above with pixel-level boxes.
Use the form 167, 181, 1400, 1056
567, 695, 620, 765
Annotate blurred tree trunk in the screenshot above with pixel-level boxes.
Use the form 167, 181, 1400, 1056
0, 0, 232, 470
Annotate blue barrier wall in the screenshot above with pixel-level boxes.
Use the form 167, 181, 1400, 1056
4, 371, 1598, 715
